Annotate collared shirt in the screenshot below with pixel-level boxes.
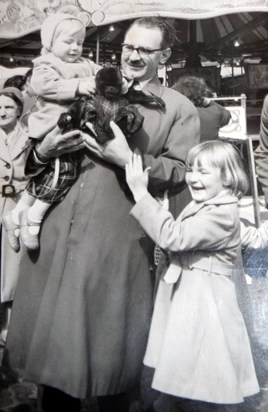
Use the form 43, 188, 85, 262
124, 76, 153, 91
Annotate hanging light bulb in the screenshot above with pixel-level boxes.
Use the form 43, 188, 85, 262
111, 52, 117, 61
9, 55, 14, 62
88, 50, 94, 59
109, 24, 115, 32
234, 40, 240, 47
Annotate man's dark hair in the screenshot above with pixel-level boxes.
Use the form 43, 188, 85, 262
4, 75, 26, 90
4, 69, 32, 90
25, 68, 33, 82
127, 17, 177, 49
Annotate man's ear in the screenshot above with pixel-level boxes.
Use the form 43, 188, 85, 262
160, 48, 171, 65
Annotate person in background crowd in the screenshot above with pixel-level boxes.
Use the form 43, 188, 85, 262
20, 69, 36, 128
2, 12, 101, 252
4, 16, 199, 412
0, 87, 29, 346
125, 142, 261, 412
3, 69, 36, 128
255, 94, 268, 207
173, 75, 231, 142
3, 75, 27, 91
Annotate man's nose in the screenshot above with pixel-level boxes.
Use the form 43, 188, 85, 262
129, 49, 141, 60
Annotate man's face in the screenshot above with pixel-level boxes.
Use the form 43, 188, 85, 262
121, 25, 169, 82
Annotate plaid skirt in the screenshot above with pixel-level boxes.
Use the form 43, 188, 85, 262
26, 153, 81, 204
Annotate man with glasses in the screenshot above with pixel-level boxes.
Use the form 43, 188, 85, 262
5, 17, 200, 412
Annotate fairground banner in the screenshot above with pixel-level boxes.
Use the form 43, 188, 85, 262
0, 0, 267, 39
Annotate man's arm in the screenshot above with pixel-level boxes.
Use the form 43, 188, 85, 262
84, 91, 200, 195
25, 127, 85, 176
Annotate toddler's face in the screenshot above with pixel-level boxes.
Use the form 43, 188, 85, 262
51, 21, 85, 63
186, 158, 225, 203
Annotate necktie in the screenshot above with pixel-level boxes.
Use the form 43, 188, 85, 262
123, 77, 141, 91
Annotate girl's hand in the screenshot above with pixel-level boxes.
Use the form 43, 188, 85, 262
125, 153, 150, 202
77, 77, 96, 96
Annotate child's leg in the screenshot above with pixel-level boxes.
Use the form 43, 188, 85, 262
11, 191, 35, 224
20, 199, 51, 250
27, 199, 51, 233
0, 301, 12, 346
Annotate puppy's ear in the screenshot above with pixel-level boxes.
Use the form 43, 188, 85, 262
57, 112, 74, 132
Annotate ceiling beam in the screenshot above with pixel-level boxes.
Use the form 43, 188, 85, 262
205, 13, 268, 51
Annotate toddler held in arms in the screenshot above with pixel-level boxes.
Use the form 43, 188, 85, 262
3, 13, 101, 251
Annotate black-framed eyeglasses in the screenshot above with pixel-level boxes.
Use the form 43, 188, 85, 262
121, 43, 163, 58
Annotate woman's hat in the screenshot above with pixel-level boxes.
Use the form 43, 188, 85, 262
41, 13, 84, 51
0, 87, 23, 105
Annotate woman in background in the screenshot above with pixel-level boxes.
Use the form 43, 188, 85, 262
173, 75, 231, 142
0, 87, 29, 345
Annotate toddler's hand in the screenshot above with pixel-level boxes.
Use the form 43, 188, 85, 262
125, 153, 150, 202
77, 77, 96, 96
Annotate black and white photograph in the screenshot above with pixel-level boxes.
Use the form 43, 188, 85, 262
0, 1, 268, 411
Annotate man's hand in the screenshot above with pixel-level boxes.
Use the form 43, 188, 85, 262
35, 126, 86, 162
83, 121, 133, 167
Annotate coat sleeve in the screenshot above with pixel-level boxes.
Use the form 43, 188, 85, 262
31, 58, 83, 102
255, 95, 268, 204
131, 193, 237, 252
218, 103, 231, 127
241, 217, 268, 249
142, 92, 200, 194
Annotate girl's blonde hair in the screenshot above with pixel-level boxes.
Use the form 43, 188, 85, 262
186, 140, 249, 199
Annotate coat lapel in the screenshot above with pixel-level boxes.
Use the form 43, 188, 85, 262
0, 128, 11, 163
180, 200, 205, 220
143, 75, 164, 99
9, 123, 29, 161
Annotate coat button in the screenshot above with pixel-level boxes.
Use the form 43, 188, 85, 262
4, 176, 9, 181
5, 163, 11, 169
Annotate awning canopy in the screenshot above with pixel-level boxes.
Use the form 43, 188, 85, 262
0, 0, 267, 65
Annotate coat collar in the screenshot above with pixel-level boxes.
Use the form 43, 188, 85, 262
180, 192, 238, 220
143, 75, 163, 98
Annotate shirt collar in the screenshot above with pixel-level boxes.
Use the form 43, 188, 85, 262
123, 75, 154, 91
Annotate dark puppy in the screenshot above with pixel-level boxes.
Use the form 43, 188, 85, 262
58, 67, 165, 144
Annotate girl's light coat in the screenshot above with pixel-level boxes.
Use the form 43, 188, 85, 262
131, 192, 259, 404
